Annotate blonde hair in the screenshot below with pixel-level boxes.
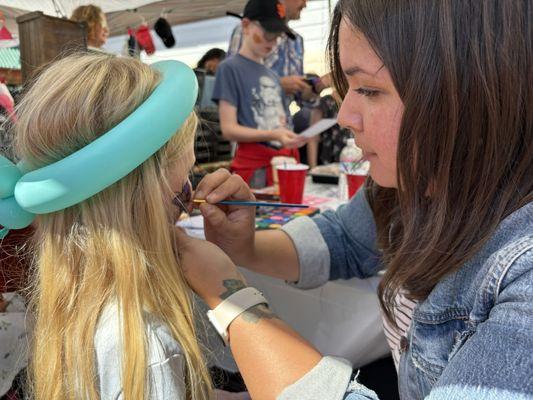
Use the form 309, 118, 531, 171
71, 5, 106, 44
15, 53, 212, 400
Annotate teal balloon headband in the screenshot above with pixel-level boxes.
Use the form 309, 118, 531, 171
0, 60, 198, 239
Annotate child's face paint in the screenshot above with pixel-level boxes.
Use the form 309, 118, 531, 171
243, 21, 280, 58
253, 33, 263, 44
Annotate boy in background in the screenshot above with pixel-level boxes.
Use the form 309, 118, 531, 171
213, 0, 306, 188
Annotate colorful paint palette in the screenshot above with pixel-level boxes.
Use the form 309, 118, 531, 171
255, 206, 320, 230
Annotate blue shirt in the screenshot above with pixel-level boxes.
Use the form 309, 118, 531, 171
227, 25, 314, 109
280, 190, 533, 399
212, 54, 290, 132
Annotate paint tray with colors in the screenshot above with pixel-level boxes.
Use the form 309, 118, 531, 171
255, 206, 320, 230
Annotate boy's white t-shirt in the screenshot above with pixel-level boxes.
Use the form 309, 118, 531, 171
94, 303, 187, 399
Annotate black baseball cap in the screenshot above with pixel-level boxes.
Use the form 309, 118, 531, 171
227, 0, 296, 40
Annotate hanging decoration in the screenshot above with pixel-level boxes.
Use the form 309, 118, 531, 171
0, 11, 17, 48
154, 16, 175, 48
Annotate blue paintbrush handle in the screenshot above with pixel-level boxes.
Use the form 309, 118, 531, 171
218, 200, 309, 208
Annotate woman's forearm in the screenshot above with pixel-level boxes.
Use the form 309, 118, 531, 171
241, 230, 300, 282
228, 301, 322, 400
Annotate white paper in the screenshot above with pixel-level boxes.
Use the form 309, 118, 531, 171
299, 118, 338, 138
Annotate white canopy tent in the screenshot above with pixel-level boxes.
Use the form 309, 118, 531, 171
0, 1, 331, 37
0, 0, 249, 36
0, 0, 334, 76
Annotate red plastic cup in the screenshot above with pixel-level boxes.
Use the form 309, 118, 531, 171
347, 173, 366, 198
276, 163, 309, 204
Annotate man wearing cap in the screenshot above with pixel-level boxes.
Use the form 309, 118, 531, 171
212, 0, 307, 188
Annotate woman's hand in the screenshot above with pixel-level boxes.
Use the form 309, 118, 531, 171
175, 227, 247, 309
194, 169, 257, 267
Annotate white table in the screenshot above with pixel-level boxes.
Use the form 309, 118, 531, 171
185, 179, 389, 370
239, 271, 388, 368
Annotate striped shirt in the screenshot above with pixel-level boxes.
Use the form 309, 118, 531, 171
382, 292, 417, 370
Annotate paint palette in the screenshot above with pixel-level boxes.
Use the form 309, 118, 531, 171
255, 206, 320, 230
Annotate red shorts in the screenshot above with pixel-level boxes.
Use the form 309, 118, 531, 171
230, 143, 299, 187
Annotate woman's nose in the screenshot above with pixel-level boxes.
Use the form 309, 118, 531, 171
337, 93, 363, 133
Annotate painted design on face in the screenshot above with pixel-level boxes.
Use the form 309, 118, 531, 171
173, 180, 192, 214
276, 3, 286, 19
252, 32, 263, 44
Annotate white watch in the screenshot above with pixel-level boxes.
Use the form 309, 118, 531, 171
207, 287, 268, 346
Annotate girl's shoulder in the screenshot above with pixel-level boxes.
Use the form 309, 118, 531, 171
144, 311, 185, 364
95, 303, 185, 364
94, 303, 187, 398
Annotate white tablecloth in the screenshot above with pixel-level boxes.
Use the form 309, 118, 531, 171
186, 179, 389, 370
239, 271, 388, 368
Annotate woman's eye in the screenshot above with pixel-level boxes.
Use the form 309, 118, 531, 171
355, 88, 380, 97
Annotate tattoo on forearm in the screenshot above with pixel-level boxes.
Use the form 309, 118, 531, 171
219, 280, 278, 324
241, 304, 278, 324
220, 279, 247, 300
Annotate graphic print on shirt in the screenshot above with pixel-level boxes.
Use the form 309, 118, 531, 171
251, 75, 287, 131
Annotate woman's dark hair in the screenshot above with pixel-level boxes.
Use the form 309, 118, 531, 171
197, 48, 227, 69
328, 0, 532, 324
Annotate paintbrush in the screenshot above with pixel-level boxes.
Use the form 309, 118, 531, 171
193, 199, 309, 208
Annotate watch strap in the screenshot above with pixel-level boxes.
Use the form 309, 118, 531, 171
207, 287, 268, 345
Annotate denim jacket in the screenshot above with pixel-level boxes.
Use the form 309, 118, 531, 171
278, 189, 533, 400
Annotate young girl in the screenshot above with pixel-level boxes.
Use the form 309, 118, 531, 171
12, 54, 211, 399
178, 0, 533, 399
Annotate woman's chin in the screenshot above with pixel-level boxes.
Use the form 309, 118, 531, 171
368, 164, 398, 189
